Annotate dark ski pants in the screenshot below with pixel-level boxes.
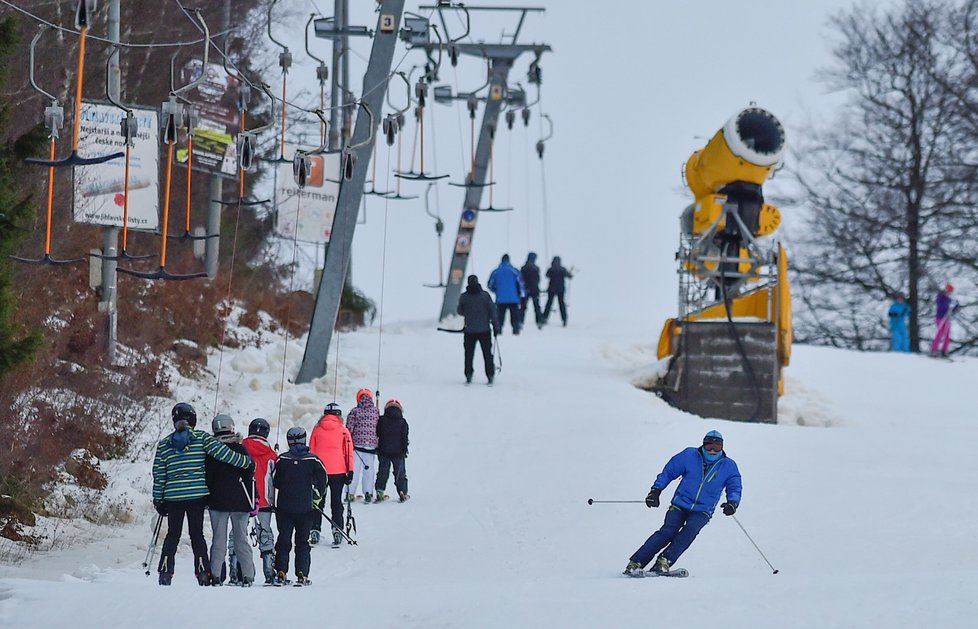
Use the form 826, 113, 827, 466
629, 506, 711, 567
521, 293, 543, 327
313, 474, 347, 535
497, 302, 522, 333
463, 332, 494, 380
274, 510, 315, 577
544, 291, 567, 325
375, 454, 408, 495
157, 498, 208, 577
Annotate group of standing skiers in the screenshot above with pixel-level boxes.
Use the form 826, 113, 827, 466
151, 390, 410, 587
456, 252, 573, 384
887, 283, 960, 356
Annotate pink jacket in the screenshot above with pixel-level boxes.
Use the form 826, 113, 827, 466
346, 397, 380, 449
309, 414, 354, 475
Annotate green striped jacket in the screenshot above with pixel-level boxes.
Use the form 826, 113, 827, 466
152, 429, 253, 502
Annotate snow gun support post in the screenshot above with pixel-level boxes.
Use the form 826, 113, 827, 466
651, 107, 792, 423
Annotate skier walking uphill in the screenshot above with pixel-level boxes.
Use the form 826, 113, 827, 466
930, 283, 959, 357
488, 253, 526, 334
374, 399, 410, 502
152, 402, 254, 586
624, 431, 742, 576
309, 403, 354, 546
888, 292, 912, 353
347, 388, 380, 503
457, 274, 500, 385
205, 414, 256, 586
272, 426, 327, 586
520, 252, 544, 330
242, 417, 278, 584
543, 256, 573, 327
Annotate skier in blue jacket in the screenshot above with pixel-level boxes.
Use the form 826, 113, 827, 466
487, 254, 525, 334
888, 292, 911, 352
624, 431, 742, 576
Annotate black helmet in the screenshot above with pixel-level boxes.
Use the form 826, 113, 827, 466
249, 417, 271, 438
323, 403, 343, 418
286, 426, 307, 446
172, 402, 197, 428
211, 414, 234, 436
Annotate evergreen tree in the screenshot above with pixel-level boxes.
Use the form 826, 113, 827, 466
0, 16, 43, 378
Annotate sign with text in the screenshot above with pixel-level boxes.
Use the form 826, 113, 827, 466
73, 102, 159, 230
176, 60, 240, 176
274, 151, 341, 243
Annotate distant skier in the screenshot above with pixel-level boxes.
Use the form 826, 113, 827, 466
152, 402, 253, 586
888, 292, 911, 353
930, 283, 959, 358
242, 417, 278, 584
623, 431, 742, 576
520, 252, 544, 330
309, 403, 354, 546
457, 274, 500, 385
346, 389, 380, 503
488, 253, 526, 334
205, 415, 256, 586
272, 426, 327, 586
543, 256, 573, 327
374, 398, 410, 503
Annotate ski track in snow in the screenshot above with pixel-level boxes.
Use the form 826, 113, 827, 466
2, 320, 978, 627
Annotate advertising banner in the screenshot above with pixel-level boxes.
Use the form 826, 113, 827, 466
176, 60, 240, 176
274, 151, 341, 243
72, 102, 159, 230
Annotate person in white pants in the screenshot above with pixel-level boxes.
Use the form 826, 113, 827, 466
345, 389, 380, 502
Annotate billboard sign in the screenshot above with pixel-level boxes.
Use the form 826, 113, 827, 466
176, 60, 240, 177
274, 151, 340, 243
73, 102, 159, 230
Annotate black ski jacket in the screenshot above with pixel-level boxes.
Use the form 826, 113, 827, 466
457, 285, 499, 334
521, 261, 541, 296
205, 437, 255, 513
546, 264, 573, 294
273, 444, 327, 515
377, 407, 410, 456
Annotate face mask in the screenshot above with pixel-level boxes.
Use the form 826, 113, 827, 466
702, 448, 722, 462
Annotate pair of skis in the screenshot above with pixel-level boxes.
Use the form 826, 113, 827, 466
624, 568, 689, 579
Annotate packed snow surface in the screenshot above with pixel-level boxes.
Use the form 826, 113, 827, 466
2, 316, 976, 628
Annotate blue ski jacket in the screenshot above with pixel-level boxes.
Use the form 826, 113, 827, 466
652, 447, 742, 514
488, 261, 525, 304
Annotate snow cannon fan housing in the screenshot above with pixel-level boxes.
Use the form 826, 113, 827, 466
684, 107, 785, 238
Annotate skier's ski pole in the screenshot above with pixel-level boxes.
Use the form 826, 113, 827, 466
316, 506, 358, 545
143, 513, 164, 576
731, 514, 779, 574
493, 329, 503, 373
587, 499, 644, 505
355, 450, 371, 470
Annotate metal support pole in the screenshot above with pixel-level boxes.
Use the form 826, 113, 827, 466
101, 0, 121, 364
297, 0, 405, 384
206, 0, 232, 279
329, 0, 343, 151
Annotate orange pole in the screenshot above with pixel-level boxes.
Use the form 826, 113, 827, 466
121, 143, 131, 249
72, 27, 87, 152
160, 143, 174, 267
489, 141, 494, 206
320, 86, 326, 145
44, 139, 55, 254
185, 136, 194, 232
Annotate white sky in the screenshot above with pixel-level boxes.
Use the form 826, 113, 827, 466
273, 0, 889, 332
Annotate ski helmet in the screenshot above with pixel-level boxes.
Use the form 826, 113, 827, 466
211, 414, 234, 436
286, 426, 307, 446
249, 417, 271, 438
385, 399, 403, 412
703, 430, 724, 446
323, 402, 343, 418
946, 283, 955, 293
356, 388, 373, 404
172, 402, 197, 428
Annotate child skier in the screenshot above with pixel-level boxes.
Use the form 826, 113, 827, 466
346, 388, 380, 503
375, 399, 410, 502
242, 417, 278, 584
930, 283, 959, 357
624, 431, 742, 577
152, 402, 253, 586
205, 414, 256, 586
309, 403, 354, 546
272, 426, 327, 586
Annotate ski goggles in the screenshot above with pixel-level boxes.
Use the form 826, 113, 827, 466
703, 442, 723, 453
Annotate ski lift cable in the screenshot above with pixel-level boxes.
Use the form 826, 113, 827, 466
375, 142, 395, 401
538, 112, 553, 261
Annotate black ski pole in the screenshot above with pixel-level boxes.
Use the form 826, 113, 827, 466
587, 499, 645, 505
493, 329, 503, 373
731, 514, 779, 574
317, 505, 357, 545
143, 513, 164, 576
355, 450, 371, 470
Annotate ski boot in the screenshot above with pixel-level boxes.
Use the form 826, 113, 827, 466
261, 551, 276, 584
158, 572, 173, 586
273, 570, 289, 587
651, 556, 671, 574
398, 491, 410, 503
465, 374, 472, 384
375, 490, 387, 502
309, 529, 320, 545
623, 561, 644, 577
363, 492, 373, 504
240, 577, 253, 587
196, 571, 212, 586
332, 531, 342, 546
295, 573, 311, 587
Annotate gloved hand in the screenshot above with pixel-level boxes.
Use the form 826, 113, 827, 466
645, 488, 661, 509
154, 500, 167, 517
345, 471, 354, 485
312, 496, 323, 511
721, 502, 738, 516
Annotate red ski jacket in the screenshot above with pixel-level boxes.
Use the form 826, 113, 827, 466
242, 436, 277, 509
